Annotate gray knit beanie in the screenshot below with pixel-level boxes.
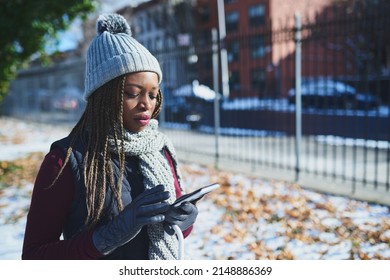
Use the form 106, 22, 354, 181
84, 13, 162, 99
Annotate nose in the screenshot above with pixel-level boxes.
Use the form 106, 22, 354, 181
138, 93, 152, 110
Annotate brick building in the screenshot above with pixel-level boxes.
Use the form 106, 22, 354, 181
194, 0, 338, 99
128, 0, 335, 99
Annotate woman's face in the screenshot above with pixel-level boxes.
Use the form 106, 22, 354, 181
122, 71, 159, 132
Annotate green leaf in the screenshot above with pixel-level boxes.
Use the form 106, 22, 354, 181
0, 0, 96, 103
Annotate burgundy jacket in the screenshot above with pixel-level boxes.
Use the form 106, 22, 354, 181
22, 147, 192, 260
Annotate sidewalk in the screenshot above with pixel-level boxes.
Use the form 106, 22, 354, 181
165, 128, 390, 207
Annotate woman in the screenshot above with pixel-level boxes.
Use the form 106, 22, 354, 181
22, 13, 198, 260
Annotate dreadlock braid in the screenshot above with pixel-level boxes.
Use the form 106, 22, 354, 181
152, 89, 163, 119
50, 74, 162, 228
49, 75, 126, 227
80, 75, 128, 227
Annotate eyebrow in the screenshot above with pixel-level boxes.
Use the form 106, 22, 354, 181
124, 83, 159, 90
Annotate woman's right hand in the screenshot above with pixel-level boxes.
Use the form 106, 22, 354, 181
92, 184, 170, 255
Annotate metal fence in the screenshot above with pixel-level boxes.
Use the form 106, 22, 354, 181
156, 3, 390, 204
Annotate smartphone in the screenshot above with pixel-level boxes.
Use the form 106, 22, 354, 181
173, 183, 220, 206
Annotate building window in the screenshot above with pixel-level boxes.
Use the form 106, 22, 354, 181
199, 5, 210, 22
229, 70, 240, 92
248, 4, 265, 27
224, 0, 236, 4
166, 37, 175, 49
227, 40, 239, 63
146, 14, 152, 31
156, 36, 162, 51
201, 55, 212, 70
137, 17, 143, 33
250, 35, 265, 58
226, 11, 239, 33
155, 8, 164, 26
147, 39, 153, 51
251, 68, 265, 95
198, 30, 211, 45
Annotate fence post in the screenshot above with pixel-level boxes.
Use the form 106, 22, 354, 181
294, 12, 302, 182
212, 28, 220, 169
217, 0, 230, 99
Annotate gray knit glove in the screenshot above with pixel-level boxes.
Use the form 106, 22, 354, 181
92, 185, 170, 255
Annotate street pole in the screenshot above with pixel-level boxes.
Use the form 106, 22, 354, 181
212, 28, 220, 169
217, 0, 229, 98
295, 12, 302, 182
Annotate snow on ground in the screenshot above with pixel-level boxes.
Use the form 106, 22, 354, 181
0, 117, 389, 260
0, 118, 71, 161
181, 165, 390, 260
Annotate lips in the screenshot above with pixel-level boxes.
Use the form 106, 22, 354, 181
134, 115, 151, 126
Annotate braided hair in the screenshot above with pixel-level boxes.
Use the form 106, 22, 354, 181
50, 75, 162, 227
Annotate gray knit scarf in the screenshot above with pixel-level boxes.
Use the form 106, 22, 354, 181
109, 119, 180, 260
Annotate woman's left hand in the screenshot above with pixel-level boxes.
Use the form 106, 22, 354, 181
163, 202, 198, 234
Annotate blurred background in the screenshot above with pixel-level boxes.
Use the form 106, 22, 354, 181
2, 0, 389, 199
0, 0, 389, 260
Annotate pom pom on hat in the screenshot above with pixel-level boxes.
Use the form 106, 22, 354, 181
96, 13, 131, 36
84, 13, 162, 100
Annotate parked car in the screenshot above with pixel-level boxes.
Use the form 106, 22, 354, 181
287, 79, 380, 110
163, 81, 217, 123
52, 86, 85, 112
30, 88, 52, 111
163, 95, 189, 122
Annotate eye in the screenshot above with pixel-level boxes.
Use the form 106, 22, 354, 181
149, 93, 158, 100
125, 92, 139, 98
